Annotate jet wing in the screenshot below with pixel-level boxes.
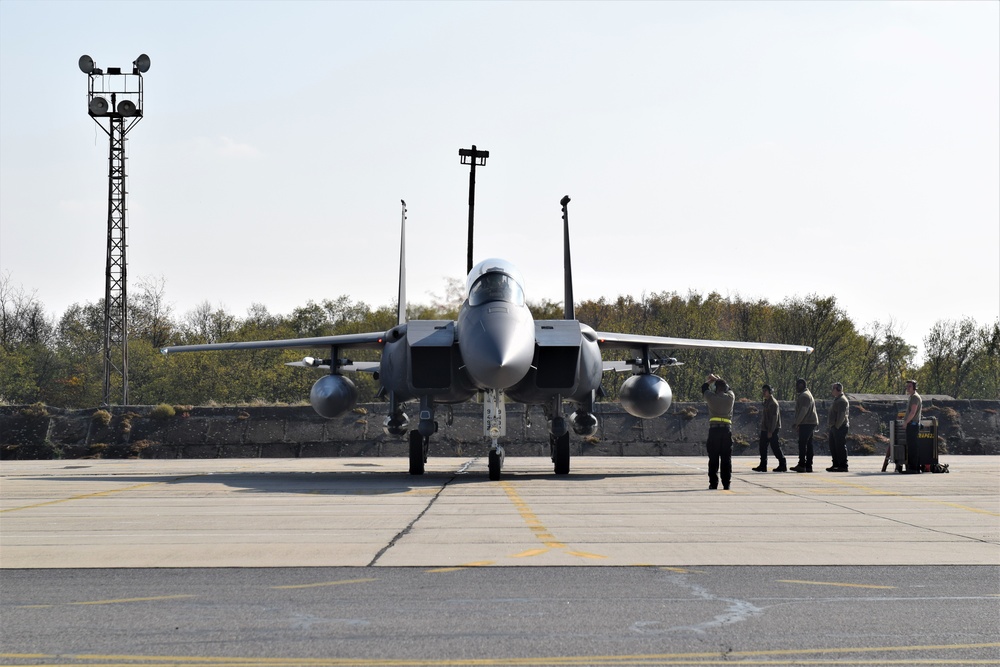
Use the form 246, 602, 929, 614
160, 331, 386, 355
592, 331, 813, 354
602, 359, 685, 373
284, 358, 380, 372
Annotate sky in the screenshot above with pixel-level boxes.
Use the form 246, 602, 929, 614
1, 0, 998, 361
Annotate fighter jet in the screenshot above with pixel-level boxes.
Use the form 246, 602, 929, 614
162, 197, 812, 480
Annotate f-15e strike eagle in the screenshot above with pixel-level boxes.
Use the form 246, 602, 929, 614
162, 195, 812, 480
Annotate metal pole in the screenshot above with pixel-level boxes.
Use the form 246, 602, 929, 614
467, 147, 477, 275
458, 146, 489, 276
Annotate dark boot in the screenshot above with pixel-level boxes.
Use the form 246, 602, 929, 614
773, 460, 787, 472
752, 459, 768, 472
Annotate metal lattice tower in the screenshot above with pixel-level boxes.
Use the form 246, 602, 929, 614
79, 54, 149, 406
103, 116, 129, 406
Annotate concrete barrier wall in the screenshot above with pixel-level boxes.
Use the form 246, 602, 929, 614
1, 399, 998, 460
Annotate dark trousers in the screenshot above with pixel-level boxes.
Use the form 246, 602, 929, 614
758, 430, 785, 463
830, 424, 849, 468
905, 423, 921, 471
707, 426, 733, 487
797, 424, 815, 466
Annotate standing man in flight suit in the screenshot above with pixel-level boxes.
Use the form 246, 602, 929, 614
790, 378, 819, 473
703, 373, 736, 490
827, 382, 850, 472
903, 379, 923, 473
753, 384, 786, 472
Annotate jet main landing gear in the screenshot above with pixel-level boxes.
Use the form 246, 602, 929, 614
409, 430, 428, 475
551, 432, 570, 475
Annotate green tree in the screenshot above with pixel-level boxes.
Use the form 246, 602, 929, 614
0, 275, 58, 404
181, 302, 237, 344
130, 276, 176, 350
919, 318, 999, 399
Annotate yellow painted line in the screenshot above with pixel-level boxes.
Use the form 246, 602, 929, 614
425, 561, 495, 573
511, 549, 550, 558
18, 595, 195, 609
498, 481, 607, 561
0, 480, 186, 514
2, 643, 999, 665
815, 478, 1000, 517
271, 578, 377, 590
659, 567, 707, 574
778, 579, 896, 589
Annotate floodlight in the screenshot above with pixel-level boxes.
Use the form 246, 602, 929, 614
78, 52, 150, 407
89, 97, 109, 115
117, 100, 137, 116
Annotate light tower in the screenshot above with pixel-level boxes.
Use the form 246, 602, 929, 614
458, 145, 489, 274
79, 53, 149, 407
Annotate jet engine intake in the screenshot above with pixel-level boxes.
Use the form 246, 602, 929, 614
309, 374, 358, 419
619, 374, 672, 419
570, 410, 599, 436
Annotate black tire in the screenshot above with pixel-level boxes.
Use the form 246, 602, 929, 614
409, 431, 425, 475
488, 450, 501, 481
553, 433, 570, 475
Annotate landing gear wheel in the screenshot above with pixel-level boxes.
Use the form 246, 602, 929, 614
488, 449, 502, 481
409, 431, 426, 475
553, 432, 570, 475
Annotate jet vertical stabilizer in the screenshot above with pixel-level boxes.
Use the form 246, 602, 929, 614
561, 195, 575, 321
397, 200, 407, 326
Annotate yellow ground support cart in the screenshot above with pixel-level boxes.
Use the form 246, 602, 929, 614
885, 413, 939, 473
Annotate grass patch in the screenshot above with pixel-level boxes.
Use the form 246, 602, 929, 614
847, 434, 888, 455
91, 409, 112, 427
150, 403, 176, 420
19, 402, 48, 418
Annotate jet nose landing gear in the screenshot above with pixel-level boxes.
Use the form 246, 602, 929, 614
484, 389, 506, 480
488, 442, 505, 481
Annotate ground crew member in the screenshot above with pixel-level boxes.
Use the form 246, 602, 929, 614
753, 384, 786, 472
790, 378, 818, 473
903, 379, 923, 473
702, 374, 735, 490
827, 382, 850, 472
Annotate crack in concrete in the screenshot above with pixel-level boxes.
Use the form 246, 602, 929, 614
367, 459, 475, 566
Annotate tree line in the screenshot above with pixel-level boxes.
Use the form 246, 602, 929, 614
1, 273, 997, 408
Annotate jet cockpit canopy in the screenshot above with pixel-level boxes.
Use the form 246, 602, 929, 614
467, 258, 525, 307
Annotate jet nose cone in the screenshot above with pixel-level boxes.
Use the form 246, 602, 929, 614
459, 309, 534, 389
475, 337, 532, 388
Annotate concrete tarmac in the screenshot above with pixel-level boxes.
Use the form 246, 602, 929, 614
3, 566, 998, 666
2, 455, 997, 568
